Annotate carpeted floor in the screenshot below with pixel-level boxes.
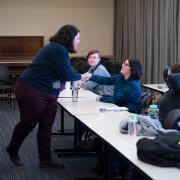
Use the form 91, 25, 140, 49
0, 101, 97, 180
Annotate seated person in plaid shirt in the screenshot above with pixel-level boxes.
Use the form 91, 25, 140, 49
85, 58, 143, 178
86, 58, 143, 114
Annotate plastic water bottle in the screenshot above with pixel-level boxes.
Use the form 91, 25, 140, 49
72, 88, 78, 102
128, 113, 137, 136
70, 81, 78, 89
147, 104, 159, 120
70, 81, 78, 102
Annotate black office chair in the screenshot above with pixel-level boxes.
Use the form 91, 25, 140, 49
163, 109, 180, 130
104, 61, 121, 75
0, 66, 15, 108
163, 66, 171, 89
100, 57, 111, 67
77, 60, 89, 73
70, 57, 86, 72
141, 92, 152, 114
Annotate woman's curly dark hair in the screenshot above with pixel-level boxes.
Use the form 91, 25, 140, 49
128, 59, 143, 80
49, 24, 80, 53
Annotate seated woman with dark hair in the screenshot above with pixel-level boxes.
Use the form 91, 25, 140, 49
157, 64, 180, 129
85, 59, 143, 178
86, 58, 143, 114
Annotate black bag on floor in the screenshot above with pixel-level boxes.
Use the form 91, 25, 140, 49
78, 130, 98, 151
137, 132, 180, 168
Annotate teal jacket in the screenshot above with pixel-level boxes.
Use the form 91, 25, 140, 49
90, 74, 142, 114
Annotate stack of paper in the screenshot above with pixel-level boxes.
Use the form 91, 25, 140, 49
100, 107, 129, 112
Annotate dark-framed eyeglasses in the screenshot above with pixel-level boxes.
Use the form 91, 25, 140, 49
122, 62, 130, 67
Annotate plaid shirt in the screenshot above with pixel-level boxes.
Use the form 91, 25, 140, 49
91, 74, 142, 114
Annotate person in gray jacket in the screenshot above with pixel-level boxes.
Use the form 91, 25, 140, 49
78, 49, 114, 96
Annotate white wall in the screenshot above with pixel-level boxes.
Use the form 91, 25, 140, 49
0, 0, 114, 56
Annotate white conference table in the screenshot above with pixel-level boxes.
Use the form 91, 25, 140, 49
59, 87, 97, 98
59, 81, 97, 98
57, 97, 118, 115
75, 113, 180, 180
57, 86, 180, 180
142, 83, 169, 93
56, 97, 120, 150
58, 81, 119, 134
57, 82, 97, 134
57, 85, 121, 152
58, 82, 120, 116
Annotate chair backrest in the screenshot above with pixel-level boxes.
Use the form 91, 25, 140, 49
77, 60, 89, 73
104, 61, 121, 75
0, 66, 10, 84
70, 57, 86, 72
100, 57, 111, 66
141, 92, 152, 113
163, 66, 171, 89
163, 109, 180, 130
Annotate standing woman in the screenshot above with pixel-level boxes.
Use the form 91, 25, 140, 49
6, 24, 87, 169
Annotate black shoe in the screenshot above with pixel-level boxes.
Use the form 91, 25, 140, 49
92, 167, 104, 176
107, 176, 125, 180
74, 177, 101, 180
39, 159, 65, 169
6, 146, 23, 166
92, 163, 104, 176
108, 171, 124, 180
108, 174, 126, 180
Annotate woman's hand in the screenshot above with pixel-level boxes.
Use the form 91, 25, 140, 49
96, 95, 102, 101
81, 72, 92, 81
77, 80, 83, 87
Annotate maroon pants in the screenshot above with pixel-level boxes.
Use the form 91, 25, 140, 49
8, 81, 58, 161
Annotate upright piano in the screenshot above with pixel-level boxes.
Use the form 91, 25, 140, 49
0, 36, 44, 77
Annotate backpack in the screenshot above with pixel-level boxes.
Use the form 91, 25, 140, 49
136, 132, 180, 168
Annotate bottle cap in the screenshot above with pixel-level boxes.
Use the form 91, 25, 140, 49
149, 104, 158, 109
128, 113, 137, 121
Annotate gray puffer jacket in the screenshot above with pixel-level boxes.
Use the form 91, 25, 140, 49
119, 115, 177, 136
